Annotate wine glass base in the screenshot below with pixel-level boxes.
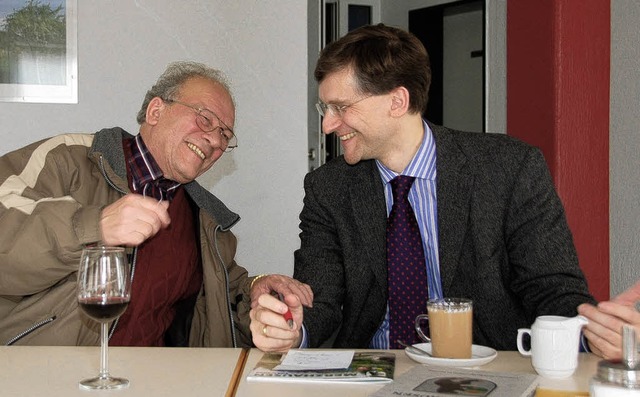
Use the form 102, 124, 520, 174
79, 375, 129, 390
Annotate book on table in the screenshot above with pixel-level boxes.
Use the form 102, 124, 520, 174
246, 350, 395, 383
369, 364, 538, 397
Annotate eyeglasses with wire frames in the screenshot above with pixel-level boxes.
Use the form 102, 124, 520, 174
315, 95, 373, 118
164, 98, 238, 152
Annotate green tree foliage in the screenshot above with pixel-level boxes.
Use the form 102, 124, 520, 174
2, 0, 66, 50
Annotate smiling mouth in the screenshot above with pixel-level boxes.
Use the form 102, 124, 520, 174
187, 143, 205, 160
339, 132, 356, 141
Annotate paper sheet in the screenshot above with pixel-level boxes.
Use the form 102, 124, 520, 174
273, 350, 355, 371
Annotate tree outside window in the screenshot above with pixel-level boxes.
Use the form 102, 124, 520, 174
0, 0, 66, 85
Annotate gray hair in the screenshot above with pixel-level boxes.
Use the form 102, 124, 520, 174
136, 61, 233, 124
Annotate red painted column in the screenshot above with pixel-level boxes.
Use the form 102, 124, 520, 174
507, 0, 610, 301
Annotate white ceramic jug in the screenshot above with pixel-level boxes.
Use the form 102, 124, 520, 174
517, 315, 588, 379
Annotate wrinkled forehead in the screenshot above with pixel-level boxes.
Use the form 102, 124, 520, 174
179, 76, 235, 127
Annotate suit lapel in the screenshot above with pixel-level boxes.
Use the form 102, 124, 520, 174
349, 161, 388, 292
432, 126, 474, 293
344, 124, 475, 297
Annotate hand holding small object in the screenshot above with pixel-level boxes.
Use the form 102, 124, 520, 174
277, 293, 294, 329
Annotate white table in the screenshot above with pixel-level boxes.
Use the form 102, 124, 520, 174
0, 346, 244, 397
235, 350, 600, 397
0, 346, 601, 397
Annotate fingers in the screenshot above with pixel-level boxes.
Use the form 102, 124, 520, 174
578, 294, 640, 361
582, 327, 619, 360
578, 302, 631, 360
584, 338, 604, 358
248, 276, 312, 352
100, 194, 171, 246
251, 294, 302, 353
287, 282, 314, 308
598, 301, 640, 325
137, 197, 171, 226
258, 294, 300, 328
250, 274, 314, 308
271, 282, 313, 308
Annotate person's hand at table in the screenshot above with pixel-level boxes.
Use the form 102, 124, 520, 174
251, 292, 304, 352
249, 274, 312, 352
250, 274, 313, 309
100, 194, 170, 246
578, 280, 640, 360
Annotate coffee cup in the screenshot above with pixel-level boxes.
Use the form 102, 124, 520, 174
414, 298, 473, 359
516, 315, 588, 378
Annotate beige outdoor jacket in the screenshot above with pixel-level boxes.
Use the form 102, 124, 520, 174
0, 127, 253, 347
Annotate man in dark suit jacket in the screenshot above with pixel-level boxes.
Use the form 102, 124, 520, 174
250, 23, 596, 353
293, 124, 595, 350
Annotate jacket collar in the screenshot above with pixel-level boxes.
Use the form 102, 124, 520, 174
89, 127, 240, 230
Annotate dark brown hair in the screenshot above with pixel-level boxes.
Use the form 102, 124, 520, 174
314, 23, 431, 114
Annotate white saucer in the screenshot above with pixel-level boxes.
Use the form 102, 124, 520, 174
404, 343, 497, 367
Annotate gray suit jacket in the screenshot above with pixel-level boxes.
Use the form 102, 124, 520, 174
293, 124, 596, 350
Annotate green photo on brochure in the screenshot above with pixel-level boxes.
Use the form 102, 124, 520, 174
246, 351, 395, 383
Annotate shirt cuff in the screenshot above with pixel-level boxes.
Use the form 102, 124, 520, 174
580, 331, 591, 353
298, 324, 309, 348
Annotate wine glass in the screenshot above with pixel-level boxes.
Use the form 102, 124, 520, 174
77, 246, 131, 390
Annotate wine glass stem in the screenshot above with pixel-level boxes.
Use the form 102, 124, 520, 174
99, 322, 110, 379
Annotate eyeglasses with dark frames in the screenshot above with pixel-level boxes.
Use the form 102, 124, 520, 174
164, 98, 238, 152
315, 95, 373, 118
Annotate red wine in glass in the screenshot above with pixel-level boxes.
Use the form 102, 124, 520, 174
78, 297, 129, 322
77, 246, 131, 390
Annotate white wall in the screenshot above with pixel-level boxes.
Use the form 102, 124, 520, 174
610, 1, 640, 296
0, 1, 309, 277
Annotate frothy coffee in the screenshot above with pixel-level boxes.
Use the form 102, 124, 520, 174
415, 298, 473, 359
428, 305, 473, 358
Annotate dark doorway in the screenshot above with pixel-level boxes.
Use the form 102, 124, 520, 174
409, 0, 485, 131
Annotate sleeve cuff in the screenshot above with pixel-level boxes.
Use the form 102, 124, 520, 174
580, 331, 591, 353
299, 324, 309, 348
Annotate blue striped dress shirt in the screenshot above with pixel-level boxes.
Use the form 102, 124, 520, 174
369, 121, 443, 349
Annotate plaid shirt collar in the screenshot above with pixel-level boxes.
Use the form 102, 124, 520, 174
127, 135, 181, 201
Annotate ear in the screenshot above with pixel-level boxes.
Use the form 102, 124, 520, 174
389, 86, 410, 117
145, 97, 165, 126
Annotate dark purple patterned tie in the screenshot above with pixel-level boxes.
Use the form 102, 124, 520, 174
387, 176, 428, 349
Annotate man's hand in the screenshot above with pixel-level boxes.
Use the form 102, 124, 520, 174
578, 280, 640, 360
251, 293, 304, 352
250, 274, 313, 309
249, 275, 313, 352
100, 194, 171, 246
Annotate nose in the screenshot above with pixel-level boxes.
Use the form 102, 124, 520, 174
201, 127, 228, 150
321, 113, 342, 135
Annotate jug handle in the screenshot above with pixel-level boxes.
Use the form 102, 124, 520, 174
517, 328, 532, 356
